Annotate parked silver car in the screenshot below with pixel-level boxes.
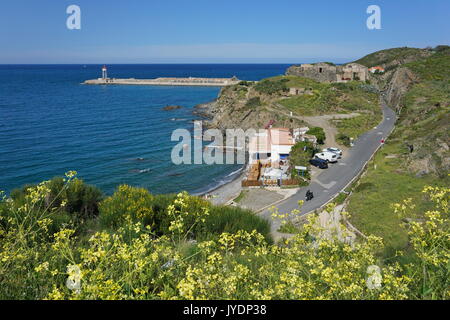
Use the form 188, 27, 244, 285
322, 147, 343, 158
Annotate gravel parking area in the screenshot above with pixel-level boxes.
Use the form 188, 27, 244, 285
235, 188, 285, 211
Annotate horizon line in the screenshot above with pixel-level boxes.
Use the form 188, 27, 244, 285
0, 61, 348, 66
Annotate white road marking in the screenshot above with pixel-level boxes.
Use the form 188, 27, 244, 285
316, 180, 336, 189
338, 162, 347, 166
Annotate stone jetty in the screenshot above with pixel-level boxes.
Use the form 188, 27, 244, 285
84, 76, 240, 87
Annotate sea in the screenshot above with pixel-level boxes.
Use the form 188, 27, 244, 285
0, 64, 291, 195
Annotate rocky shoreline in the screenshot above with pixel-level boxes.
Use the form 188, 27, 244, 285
191, 95, 245, 204
192, 100, 217, 124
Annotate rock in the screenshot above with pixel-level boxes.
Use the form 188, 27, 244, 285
163, 105, 183, 111
192, 101, 216, 119
201, 85, 306, 131
383, 67, 418, 113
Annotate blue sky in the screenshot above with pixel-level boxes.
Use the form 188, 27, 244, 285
0, 0, 449, 63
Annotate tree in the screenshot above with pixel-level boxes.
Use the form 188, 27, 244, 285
307, 127, 326, 144
289, 141, 315, 168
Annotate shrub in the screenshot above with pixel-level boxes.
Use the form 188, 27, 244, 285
10, 176, 102, 221
289, 141, 315, 168
337, 133, 351, 146
1, 173, 448, 300
197, 205, 272, 243
297, 178, 310, 187
254, 78, 288, 95
245, 97, 261, 109
99, 185, 154, 229
333, 192, 348, 205
306, 127, 326, 144
63, 179, 103, 219
99, 188, 269, 243
278, 221, 301, 234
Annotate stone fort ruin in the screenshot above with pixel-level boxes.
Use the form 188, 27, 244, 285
286, 62, 368, 83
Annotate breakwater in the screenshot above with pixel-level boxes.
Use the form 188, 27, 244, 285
84, 77, 240, 87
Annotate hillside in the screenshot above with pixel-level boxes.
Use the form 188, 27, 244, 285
346, 46, 450, 256
352, 46, 434, 70
195, 80, 307, 131
197, 75, 382, 146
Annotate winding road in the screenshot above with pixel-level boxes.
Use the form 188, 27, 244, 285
260, 102, 397, 238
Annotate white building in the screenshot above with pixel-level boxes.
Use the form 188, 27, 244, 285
248, 128, 295, 165
293, 127, 309, 142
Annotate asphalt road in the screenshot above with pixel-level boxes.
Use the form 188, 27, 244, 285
260, 102, 397, 235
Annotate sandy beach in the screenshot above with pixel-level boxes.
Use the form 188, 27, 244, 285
204, 171, 246, 206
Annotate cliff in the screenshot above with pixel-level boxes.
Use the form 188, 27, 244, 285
194, 82, 307, 131
345, 46, 449, 254
371, 46, 450, 176
383, 67, 418, 113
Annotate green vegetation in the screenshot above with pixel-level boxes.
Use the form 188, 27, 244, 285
1, 172, 448, 299
277, 76, 380, 116
231, 83, 248, 98
234, 190, 248, 203
405, 46, 450, 81
337, 133, 351, 147
347, 143, 449, 257
353, 46, 430, 68
278, 95, 318, 115
289, 141, 315, 168
277, 221, 301, 234
245, 96, 261, 109
238, 80, 251, 86
9, 175, 103, 234
99, 185, 154, 229
254, 78, 289, 95
347, 47, 450, 261
289, 141, 315, 183
333, 113, 382, 142
306, 127, 326, 144
99, 186, 271, 243
333, 192, 348, 205
202, 205, 271, 243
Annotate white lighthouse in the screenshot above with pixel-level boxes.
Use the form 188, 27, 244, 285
102, 65, 108, 80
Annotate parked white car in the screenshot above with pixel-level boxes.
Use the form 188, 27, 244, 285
315, 151, 338, 163
322, 147, 343, 158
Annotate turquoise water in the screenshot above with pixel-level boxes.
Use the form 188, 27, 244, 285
0, 64, 290, 195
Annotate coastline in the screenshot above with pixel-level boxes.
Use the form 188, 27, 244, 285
190, 95, 245, 205
195, 168, 246, 206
